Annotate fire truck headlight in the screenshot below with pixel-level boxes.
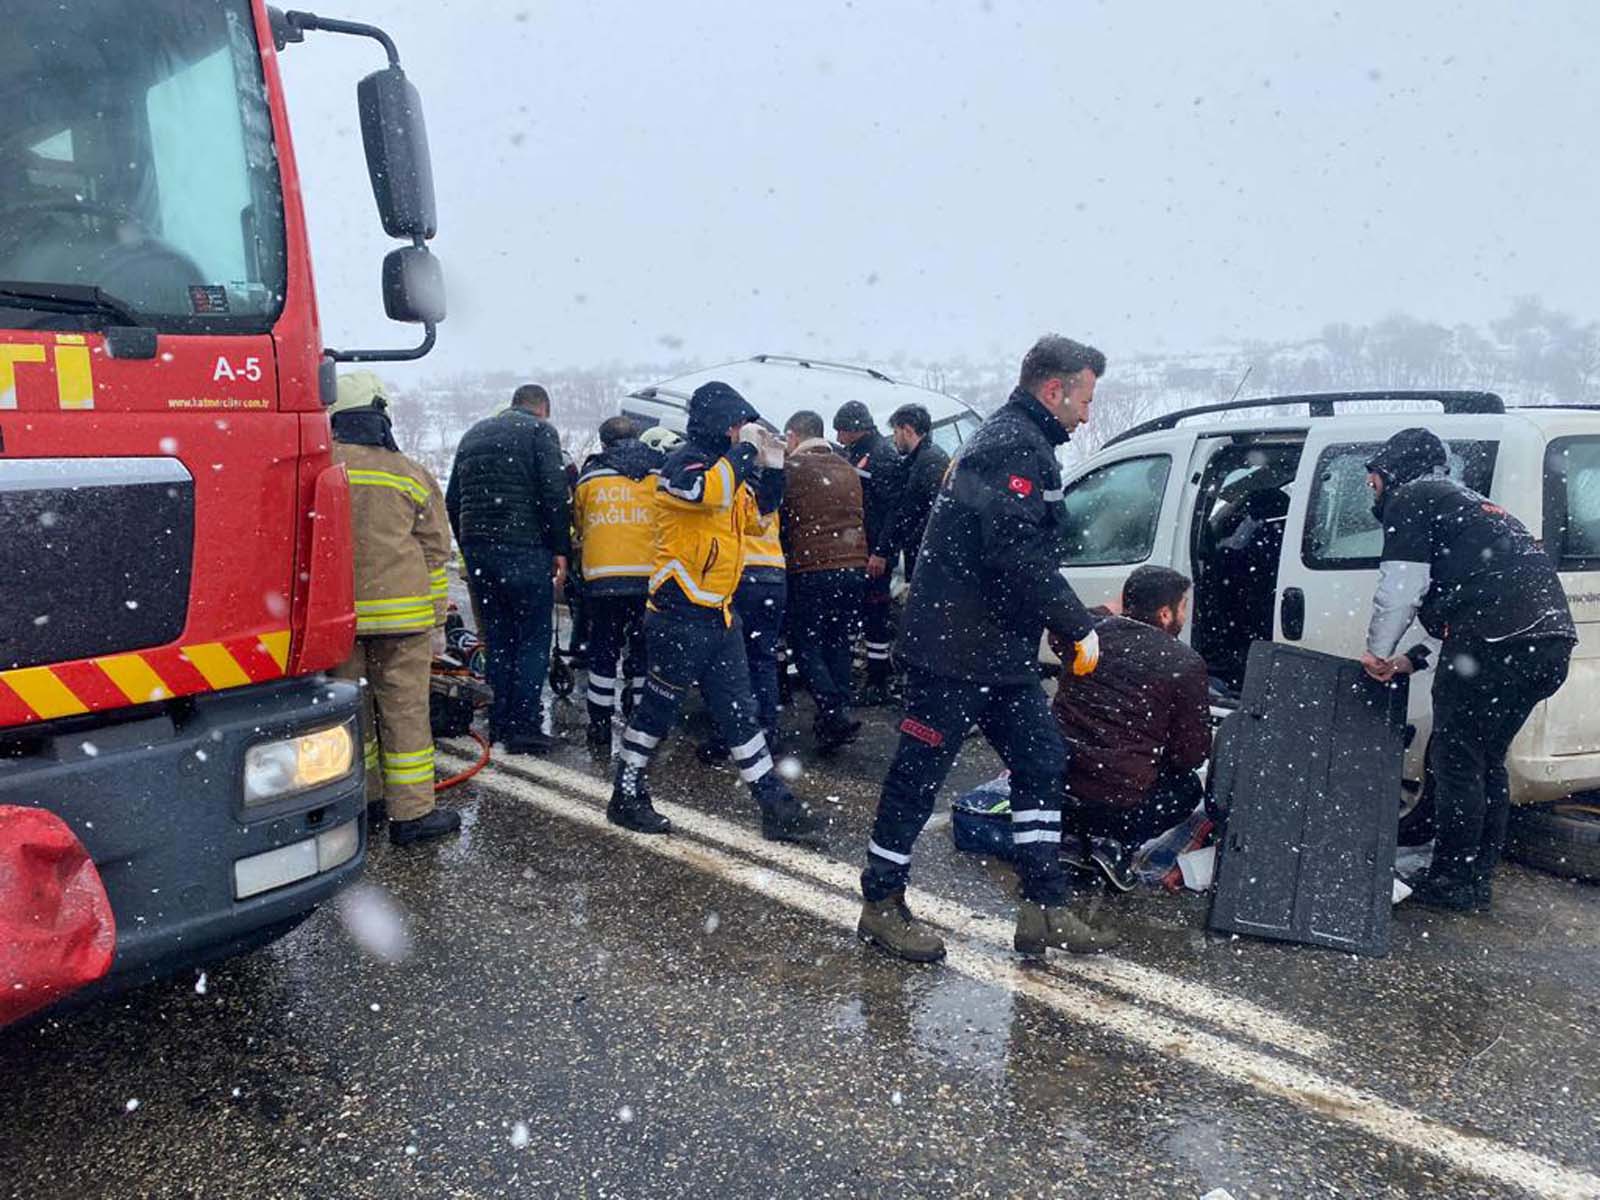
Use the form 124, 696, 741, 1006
244, 721, 357, 805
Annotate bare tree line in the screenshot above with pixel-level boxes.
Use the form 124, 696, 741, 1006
384, 298, 1599, 478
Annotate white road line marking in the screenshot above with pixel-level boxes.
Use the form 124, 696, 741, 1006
455, 748, 1331, 1060
447, 755, 1600, 1200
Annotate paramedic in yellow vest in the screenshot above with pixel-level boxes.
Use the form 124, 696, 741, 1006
329, 372, 460, 847
571, 416, 664, 755
607, 382, 827, 850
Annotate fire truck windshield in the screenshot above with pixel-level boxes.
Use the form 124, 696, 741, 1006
0, 1, 286, 333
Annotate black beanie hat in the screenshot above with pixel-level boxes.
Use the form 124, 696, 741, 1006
1365, 427, 1448, 489
832, 400, 876, 434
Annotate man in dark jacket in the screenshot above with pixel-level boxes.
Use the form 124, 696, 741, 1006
1052, 566, 1210, 891
870, 402, 951, 583
781, 410, 869, 752
833, 401, 902, 705
858, 335, 1116, 963
446, 383, 571, 754
1360, 427, 1576, 912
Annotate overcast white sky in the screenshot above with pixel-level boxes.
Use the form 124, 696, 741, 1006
278, 0, 1600, 380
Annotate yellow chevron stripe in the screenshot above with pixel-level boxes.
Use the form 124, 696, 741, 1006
347, 469, 429, 505
183, 642, 252, 691
383, 765, 436, 784
355, 595, 432, 612
356, 614, 434, 632
98, 653, 172, 704
5, 667, 88, 719
259, 630, 291, 673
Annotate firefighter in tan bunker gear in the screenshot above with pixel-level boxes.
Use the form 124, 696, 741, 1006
329, 371, 461, 846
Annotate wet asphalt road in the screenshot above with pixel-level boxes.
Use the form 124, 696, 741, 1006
4, 694, 1600, 1200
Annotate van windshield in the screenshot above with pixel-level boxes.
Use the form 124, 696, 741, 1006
0, 0, 285, 332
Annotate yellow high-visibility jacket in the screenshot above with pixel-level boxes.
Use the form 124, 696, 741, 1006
572, 441, 662, 596
650, 442, 784, 623
336, 442, 452, 635
741, 509, 786, 583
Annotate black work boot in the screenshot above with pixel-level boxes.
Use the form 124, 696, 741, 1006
1473, 874, 1494, 912
813, 712, 863, 754
1406, 869, 1476, 912
858, 892, 946, 963
390, 807, 462, 847
757, 785, 830, 848
1014, 899, 1121, 956
696, 738, 731, 765
504, 729, 558, 755
607, 764, 671, 835
586, 717, 613, 757
852, 682, 893, 708
1088, 837, 1138, 893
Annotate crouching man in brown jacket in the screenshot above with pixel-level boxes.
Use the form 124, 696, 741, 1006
1049, 565, 1211, 890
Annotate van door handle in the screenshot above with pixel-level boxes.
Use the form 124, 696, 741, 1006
1281, 587, 1305, 640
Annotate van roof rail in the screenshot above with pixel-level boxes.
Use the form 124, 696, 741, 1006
749, 354, 896, 384
1104, 390, 1505, 449
627, 386, 692, 408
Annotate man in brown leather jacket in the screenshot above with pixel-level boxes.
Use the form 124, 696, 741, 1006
780, 410, 868, 752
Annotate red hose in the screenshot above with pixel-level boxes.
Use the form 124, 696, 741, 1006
435, 729, 491, 792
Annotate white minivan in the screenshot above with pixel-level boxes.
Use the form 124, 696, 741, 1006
620, 354, 983, 453
1055, 391, 1600, 872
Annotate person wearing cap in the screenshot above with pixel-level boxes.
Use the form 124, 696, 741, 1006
329, 371, 461, 846
446, 384, 571, 755
832, 400, 903, 707
608, 382, 829, 849
571, 416, 664, 755
858, 335, 1115, 963
1361, 427, 1576, 912
871, 402, 951, 583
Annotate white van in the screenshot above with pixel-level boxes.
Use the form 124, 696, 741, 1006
1054, 391, 1600, 867
620, 354, 983, 454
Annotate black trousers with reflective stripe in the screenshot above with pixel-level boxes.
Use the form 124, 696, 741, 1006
584, 592, 647, 724
859, 570, 894, 684
618, 608, 782, 800
863, 667, 1069, 905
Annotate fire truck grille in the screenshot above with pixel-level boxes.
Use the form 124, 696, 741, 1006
2, 457, 194, 673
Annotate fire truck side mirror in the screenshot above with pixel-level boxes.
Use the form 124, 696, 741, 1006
382, 246, 446, 325
356, 66, 438, 241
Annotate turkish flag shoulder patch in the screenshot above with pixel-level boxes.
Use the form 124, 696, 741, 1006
1008, 474, 1034, 498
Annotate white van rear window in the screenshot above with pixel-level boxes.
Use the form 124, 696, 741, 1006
1303, 440, 1498, 569
1545, 436, 1600, 571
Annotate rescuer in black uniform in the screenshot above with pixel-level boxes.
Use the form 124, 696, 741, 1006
833, 401, 903, 706
856, 336, 1119, 962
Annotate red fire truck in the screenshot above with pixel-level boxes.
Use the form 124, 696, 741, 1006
0, 2, 445, 1022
